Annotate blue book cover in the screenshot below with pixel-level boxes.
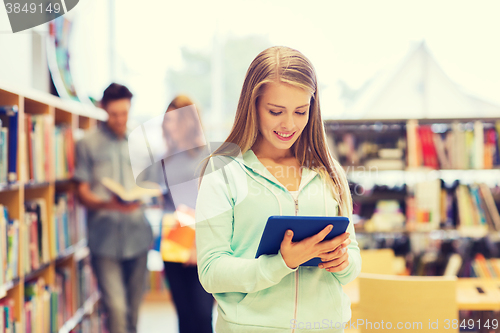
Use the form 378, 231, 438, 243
0, 106, 18, 184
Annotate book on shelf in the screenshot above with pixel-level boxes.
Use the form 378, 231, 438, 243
0, 106, 18, 184
54, 125, 75, 181
76, 256, 98, 310
0, 126, 8, 185
405, 179, 499, 234
52, 192, 84, 258
411, 179, 441, 231
470, 254, 500, 278
25, 114, 54, 184
478, 183, 500, 231
24, 278, 54, 333
0, 297, 20, 333
328, 124, 407, 170
55, 267, 74, 329
0, 205, 19, 284
363, 200, 405, 232
408, 120, 500, 170
101, 176, 162, 204
24, 199, 50, 270
73, 307, 107, 333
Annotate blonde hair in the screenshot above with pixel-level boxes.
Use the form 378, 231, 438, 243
200, 46, 352, 217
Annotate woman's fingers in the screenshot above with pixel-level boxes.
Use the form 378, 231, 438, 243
319, 244, 346, 262
318, 251, 349, 271
283, 229, 294, 245
317, 232, 350, 255
308, 224, 333, 245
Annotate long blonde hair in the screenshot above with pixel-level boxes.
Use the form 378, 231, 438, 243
200, 46, 352, 217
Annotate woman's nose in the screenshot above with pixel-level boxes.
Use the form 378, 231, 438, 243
281, 114, 294, 129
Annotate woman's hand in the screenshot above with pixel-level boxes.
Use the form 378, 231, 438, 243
280, 225, 350, 269
317, 236, 351, 272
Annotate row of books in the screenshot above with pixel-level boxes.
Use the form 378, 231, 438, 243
0, 105, 76, 186
470, 253, 500, 278
0, 205, 19, 285
76, 257, 98, 310
22, 258, 99, 333
21, 193, 87, 277
72, 310, 108, 333
24, 278, 54, 333
332, 131, 407, 170
24, 114, 75, 184
52, 192, 86, 258
407, 181, 500, 232
408, 120, 500, 170
0, 297, 19, 333
54, 267, 74, 329
330, 120, 500, 171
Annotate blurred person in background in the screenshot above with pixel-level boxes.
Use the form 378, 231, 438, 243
159, 95, 214, 333
74, 83, 153, 333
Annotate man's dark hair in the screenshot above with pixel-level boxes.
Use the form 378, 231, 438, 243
101, 83, 133, 108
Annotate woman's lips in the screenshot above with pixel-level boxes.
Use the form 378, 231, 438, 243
274, 131, 295, 141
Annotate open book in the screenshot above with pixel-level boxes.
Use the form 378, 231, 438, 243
101, 177, 162, 204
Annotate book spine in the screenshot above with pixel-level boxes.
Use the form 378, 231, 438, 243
6, 109, 18, 184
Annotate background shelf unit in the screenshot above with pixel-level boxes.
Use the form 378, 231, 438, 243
325, 118, 500, 278
0, 84, 107, 332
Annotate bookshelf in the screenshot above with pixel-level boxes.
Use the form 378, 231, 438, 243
325, 117, 500, 277
0, 83, 107, 332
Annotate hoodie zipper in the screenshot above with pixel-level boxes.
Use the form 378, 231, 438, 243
289, 172, 316, 333
292, 193, 299, 333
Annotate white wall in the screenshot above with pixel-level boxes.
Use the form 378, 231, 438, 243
0, 0, 111, 96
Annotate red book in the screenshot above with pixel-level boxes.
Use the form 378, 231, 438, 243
417, 126, 439, 169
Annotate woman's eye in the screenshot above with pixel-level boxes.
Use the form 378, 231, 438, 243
296, 112, 307, 115
269, 110, 282, 116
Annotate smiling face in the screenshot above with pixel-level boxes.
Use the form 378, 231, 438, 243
254, 82, 311, 158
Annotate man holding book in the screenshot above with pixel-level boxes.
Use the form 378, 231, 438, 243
73, 83, 153, 333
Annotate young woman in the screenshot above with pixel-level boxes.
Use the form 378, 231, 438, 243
160, 95, 214, 333
195, 46, 361, 333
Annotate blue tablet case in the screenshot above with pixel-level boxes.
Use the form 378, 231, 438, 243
255, 216, 350, 267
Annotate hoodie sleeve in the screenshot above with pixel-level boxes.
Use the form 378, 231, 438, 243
195, 158, 297, 294
330, 168, 362, 285
331, 217, 362, 285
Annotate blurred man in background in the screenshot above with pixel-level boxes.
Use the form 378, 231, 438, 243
74, 83, 153, 333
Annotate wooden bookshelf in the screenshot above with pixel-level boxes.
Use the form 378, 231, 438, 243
326, 117, 500, 279
326, 117, 500, 235
0, 83, 107, 332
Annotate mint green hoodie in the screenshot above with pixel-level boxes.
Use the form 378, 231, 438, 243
195, 149, 361, 332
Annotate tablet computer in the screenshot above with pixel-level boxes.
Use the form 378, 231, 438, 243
255, 216, 350, 267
